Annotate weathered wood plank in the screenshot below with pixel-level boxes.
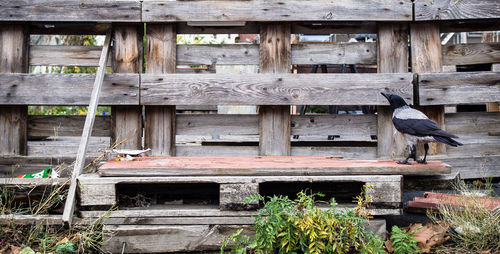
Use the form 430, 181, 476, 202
220, 183, 259, 211
0, 0, 141, 22
30, 22, 112, 35
177, 44, 258, 65
0, 25, 28, 156
111, 25, 143, 151
419, 72, 500, 105
0, 177, 68, 186
28, 115, 111, 138
377, 22, 409, 160
143, 0, 412, 22
103, 224, 252, 253
177, 114, 258, 135
63, 31, 112, 227
443, 155, 500, 179
292, 43, 376, 65
97, 156, 450, 176
445, 112, 500, 134
443, 43, 500, 65
145, 24, 177, 156
140, 73, 413, 106
292, 114, 377, 137
259, 23, 292, 156
0, 73, 139, 105
415, 0, 500, 21
0, 155, 95, 178
29, 45, 111, 66
291, 22, 377, 34
411, 22, 446, 155
177, 114, 376, 138
29, 43, 382, 67
0, 215, 64, 225
175, 145, 377, 159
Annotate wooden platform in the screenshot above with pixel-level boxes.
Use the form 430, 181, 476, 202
98, 156, 451, 176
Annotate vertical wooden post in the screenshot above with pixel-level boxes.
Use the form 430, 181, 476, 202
144, 24, 176, 156
410, 22, 445, 155
0, 25, 28, 156
259, 23, 291, 156
487, 64, 499, 112
376, 22, 409, 159
111, 25, 143, 150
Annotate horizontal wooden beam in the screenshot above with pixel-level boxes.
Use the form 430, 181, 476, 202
141, 73, 413, 105
28, 115, 111, 138
29, 43, 378, 66
143, 0, 412, 22
292, 43, 376, 65
0, 73, 139, 105
30, 22, 112, 35
29, 45, 111, 66
98, 156, 449, 176
415, 0, 500, 20
445, 112, 500, 134
418, 71, 500, 105
443, 43, 500, 66
177, 114, 377, 138
0, 0, 141, 22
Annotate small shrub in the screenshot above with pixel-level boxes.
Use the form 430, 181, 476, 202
430, 179, 500, 253
389, 225, 420, 254
56, 241, 76, 254
222, 188, 386, 254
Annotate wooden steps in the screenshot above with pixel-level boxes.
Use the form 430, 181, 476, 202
97, 156, 451, 176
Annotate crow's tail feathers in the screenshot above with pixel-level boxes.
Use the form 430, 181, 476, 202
433, 136, 463, 147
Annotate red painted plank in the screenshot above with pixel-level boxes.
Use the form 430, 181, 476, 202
98, 156, 451, 176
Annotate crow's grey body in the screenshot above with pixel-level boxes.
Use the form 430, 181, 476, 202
381, 92, 462, 164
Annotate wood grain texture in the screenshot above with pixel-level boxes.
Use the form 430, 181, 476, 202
63, 31, 111, 226
445, 112, 500, 134
259, 105, 291, 156
443, 43, 500, 65
377, 22, 409, 159
142, 0, 412, 22
291, 114, 377, 137
259, 23, 291, 156
0, 73, 139, 105
292, 43, 376, 65
0, 25, 28, 156
177, 44, 259, 65
415, 0, 500, 20
28, 115, 111, 138
411, 22, 445, 155
29, 45, 111, 66
0, 0, 141, 22
291, 22, 377, 34
438, 155, 500, 179
29, 23, 112, 35
145, 24, 177, 156
175, 145, 377, 159
111, 25, 143, 150
102, 225, 253, 253
140, 73, 413, 106
418, 72, 500, 105
176, 114, 258, 135
97, 156, 450, 176
110, 106, 142, 149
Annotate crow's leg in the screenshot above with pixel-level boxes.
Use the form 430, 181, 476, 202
397, 145, 414, 165
417, 143, 429, 164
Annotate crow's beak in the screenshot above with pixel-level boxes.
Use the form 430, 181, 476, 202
381, 92, 390, 101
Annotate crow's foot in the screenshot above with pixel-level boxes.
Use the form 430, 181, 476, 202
397, 160, 412, 165
416, 159, 427, 164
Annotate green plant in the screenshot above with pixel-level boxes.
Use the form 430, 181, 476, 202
56, 241, 76, 254
390, 225, 420, 254
429, 179, 500, 253
222, 188, 386, 254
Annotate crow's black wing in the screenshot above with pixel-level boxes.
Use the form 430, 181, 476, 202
392, 117, 458, 138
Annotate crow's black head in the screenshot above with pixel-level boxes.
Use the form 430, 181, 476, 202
381, 92, 408, 110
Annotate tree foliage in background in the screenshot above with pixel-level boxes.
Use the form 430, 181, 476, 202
29, 35, 109, 115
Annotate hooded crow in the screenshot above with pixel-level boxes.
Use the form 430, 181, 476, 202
381, 92, 462, 164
